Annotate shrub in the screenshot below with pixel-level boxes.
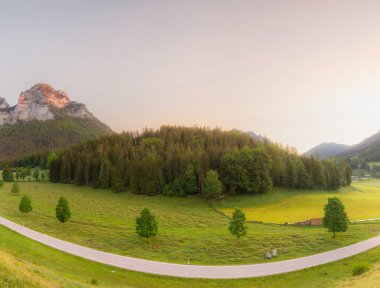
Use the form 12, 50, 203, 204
90, 278, 99, 285
162, 184, 174, 197
56, 197, 71, 223
352, 263, 370, 276
19, 196, 32, 213
162, 179, 185, 197
11, 182, 19, 194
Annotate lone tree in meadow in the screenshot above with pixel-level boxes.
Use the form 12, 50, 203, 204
204, 170, 222, 202
19, 195, 32, 213
323, 197, 349, 238
229, 208, 248, 240
56, 197, 71, 223
11, 182, 19, 194
136, 208, 158, 240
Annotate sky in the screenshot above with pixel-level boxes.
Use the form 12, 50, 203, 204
1, 0, 380, 152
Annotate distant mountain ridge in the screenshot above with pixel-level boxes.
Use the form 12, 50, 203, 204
304, 143, 350, 159
339, 131, 380, 161
0, 83, 112, 163
306, 129, 380, 161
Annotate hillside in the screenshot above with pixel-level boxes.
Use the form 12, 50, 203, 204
305, 143, 350, 159
339, 130, 380, 161
0, 84, 112, 162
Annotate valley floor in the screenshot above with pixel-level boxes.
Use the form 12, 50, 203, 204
1, 180, 380, 286
0, 182, 380, 265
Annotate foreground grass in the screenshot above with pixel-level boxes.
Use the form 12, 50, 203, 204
217, 180, 380, 223
336, 263, 380, 288
0, 224, 380, 288
0, 182, 379, 265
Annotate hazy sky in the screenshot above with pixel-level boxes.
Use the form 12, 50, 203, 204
1, 0, 380, 152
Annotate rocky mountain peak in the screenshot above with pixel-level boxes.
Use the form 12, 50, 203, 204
19, 83, 70, 109
0, 83, 94, 126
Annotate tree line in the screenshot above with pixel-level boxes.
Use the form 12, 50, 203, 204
48, 126, 352, 196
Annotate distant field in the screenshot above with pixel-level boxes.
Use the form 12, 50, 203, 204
217, 180, 380, 223
0, 182, 380, 266
0, 224, 380, 288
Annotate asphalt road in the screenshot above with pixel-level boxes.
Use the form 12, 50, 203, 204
1, 216, 379, 279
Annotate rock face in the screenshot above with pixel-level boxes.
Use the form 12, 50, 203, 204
0, 83, 94, 126
0, 97, 9, 109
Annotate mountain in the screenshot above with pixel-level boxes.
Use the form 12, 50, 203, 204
0, 83, 112, 163
305, 143, 350, 159
338, 131, 380, 161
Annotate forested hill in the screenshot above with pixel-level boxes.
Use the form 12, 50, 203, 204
339, 130, 380, 161
0, 117, 112, 163
0, 116, 112, 163
49, 126, 352, 196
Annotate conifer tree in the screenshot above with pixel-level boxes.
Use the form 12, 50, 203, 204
345, 166, 352, 186
56, 197, 71, 223
183, 164, 198, 195
204, 170, 222, 201
296, 160, 311, 189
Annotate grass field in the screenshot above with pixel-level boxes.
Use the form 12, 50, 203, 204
0, 181, 380, 266
0, 223, 379, 288
217, 180, 380, 223
336, 262, 380, 288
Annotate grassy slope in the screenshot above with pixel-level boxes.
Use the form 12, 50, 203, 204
0, 223, 379, 288
336, 263, 380, 288
217, 181, 380, 223
0, 182, 380, 265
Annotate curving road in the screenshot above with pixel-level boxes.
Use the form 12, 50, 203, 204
0, 216, 379, 279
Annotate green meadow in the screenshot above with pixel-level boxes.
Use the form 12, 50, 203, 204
217, 180, 380, 223
0, 181, 379, 266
